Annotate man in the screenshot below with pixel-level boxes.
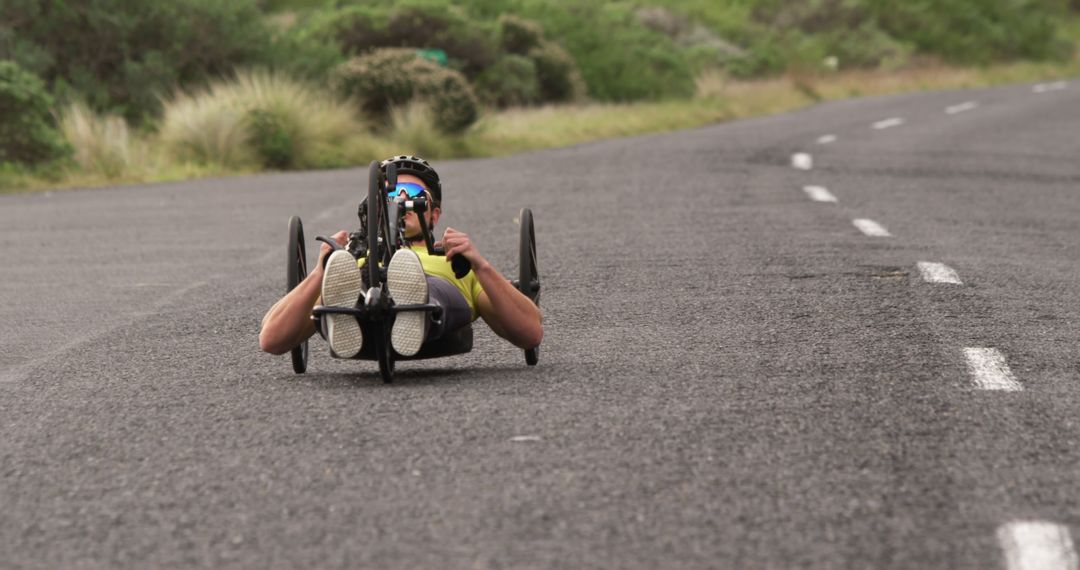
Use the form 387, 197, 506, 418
259, 155, 543, 360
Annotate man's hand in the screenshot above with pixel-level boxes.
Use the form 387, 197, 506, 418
318, 230, 350, 268
441, 227, 488, 270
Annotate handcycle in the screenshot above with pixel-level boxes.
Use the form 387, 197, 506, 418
282, 160, 540, 382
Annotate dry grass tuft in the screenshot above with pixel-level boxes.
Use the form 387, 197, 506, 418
158, 70, 362, 169
59, 103, 144, 179
385, 102, 463, 159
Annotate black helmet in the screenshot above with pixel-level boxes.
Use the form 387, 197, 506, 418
380, 155, 442, 205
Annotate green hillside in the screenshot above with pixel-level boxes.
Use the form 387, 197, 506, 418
1, 0, 1078, 189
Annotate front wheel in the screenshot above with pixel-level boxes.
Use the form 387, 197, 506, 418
376, 337, 395, 383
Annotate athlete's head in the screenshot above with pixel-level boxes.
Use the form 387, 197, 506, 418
381, 155, 441, 242
380, 155, 441, 208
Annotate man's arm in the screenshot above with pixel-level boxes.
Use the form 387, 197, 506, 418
259, 230, 348, 355
442, 227, 543, 349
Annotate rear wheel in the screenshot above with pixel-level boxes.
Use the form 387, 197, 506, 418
517, 208, 540, 366
287, 215, 309, 373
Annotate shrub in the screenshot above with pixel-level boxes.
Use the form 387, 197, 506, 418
499, 14, 544, 55
0, 61, 68, 165
421, 66, 481, 132
332, 49, 418, 117
59, 102, 141, 179
528, 40, 586, 103
475, 54, 540, 107
264, 13, 349, 81
748, 0, 1072, 69
1, 0, 276, 122
245, 108, 294, 170
512, 3, 695, 101
332, 48, 479, 133
159, 70, 361, 170
864, 0, 1072, 63
315, 2, 497, 80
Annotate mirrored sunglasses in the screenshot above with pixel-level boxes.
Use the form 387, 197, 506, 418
390, 182, 427, 199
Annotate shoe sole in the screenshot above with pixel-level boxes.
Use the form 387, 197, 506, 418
322, 250, 363, 358
387, 250, 428, 356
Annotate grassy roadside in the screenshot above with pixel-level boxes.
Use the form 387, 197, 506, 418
467, 58, 1080, 157
3, 58, 1079, 194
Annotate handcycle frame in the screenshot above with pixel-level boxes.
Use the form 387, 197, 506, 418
284, 160, 540, 382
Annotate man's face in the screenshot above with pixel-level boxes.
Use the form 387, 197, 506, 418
394, 173, 439, 240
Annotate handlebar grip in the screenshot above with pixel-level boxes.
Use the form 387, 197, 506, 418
433, 246, 472, 278
451, 255, 472, 279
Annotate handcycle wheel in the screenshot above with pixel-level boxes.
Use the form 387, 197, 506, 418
376, 333, 395, 383
366, 161, 384, 289
517, 208, 540, 366
287, 215, 309, 374
368, 161, 396, 382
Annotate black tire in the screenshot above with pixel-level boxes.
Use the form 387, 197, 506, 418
377, 332, 395, 383
366, 161, 383, 289
287, 215, 309, 374
518, 208, 540, 366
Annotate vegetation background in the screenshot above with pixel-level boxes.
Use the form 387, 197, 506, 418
2, 0, 1079, 190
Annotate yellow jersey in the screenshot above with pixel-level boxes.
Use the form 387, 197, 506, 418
358, 245, 483, 320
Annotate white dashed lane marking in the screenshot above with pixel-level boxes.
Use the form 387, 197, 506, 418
999, 521, 1079, 570
1033, 81, 1068, 93
916, 261, 962, 284
803, 185, 837, 203
852, 218, 891, 237
816, 134, 837, 144
791, 153, 813, 170
964, 348, 1022, 391
946, 101, 979, 114
872, 117, 905, 130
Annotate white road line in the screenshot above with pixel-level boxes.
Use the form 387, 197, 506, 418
816, 134, 837, 144
964, 348, 1022, 391
852, 218, 891, 237
791, 153, 813, 170
1033, 81, 1068, 93
916, 261, 962, 284
872, 117, 905, 130
510, 435, 542, 442
999, 521, 1079, 570
946, 101, 979, 114
803, 185, 837, 203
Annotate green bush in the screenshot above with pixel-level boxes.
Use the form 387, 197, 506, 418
746, 0, 1072, 69
246, 108, 294, 169
264, 14, 349, 82
475, 54, 540, 107
864, 0, 1072, 63
528, 40, 586, 103
0, 61, 68, 165
314, 2, 497, 80
332, 48, 479, 133
0, 0, 276, 122
509, 3, 695, 101
498, 14, 544, 55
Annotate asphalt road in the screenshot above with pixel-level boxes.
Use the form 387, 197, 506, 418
2, 79, 1079, 569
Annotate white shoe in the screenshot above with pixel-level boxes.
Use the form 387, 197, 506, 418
321, 250, 364, 358
387, 248, 428, 356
